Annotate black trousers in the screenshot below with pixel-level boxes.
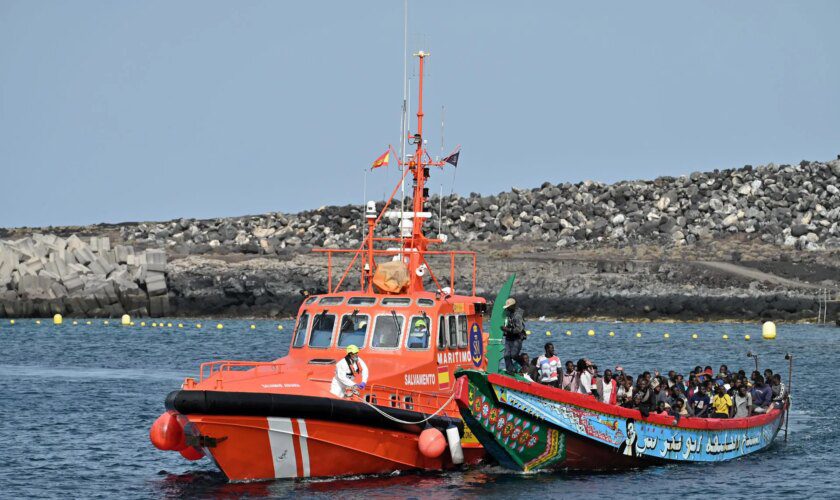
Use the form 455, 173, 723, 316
503, 337, 523, 372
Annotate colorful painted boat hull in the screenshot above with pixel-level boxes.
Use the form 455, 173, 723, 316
455, 370, 787, 471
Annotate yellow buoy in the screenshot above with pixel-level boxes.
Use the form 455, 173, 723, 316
167, 323, 173, 327
565, 330, 572, 336
130, 322, 135, 326
587, 329, 595, 336
744, 334, 751, 341
121, 314, 131, 326
178, 323, 184, 328
525, 330, 531, 335
35, 320, 41, 325
722, 334, 729, 340
250, 324, 256, 330
277, 325, 284, 330
86, 320, 91, 325
53, 314, 63, 325
692, 333, 698, 339
196, 323, 202, 329
635, 332, 642, 338
72, 321, 78, 326
9, 319, 14, 325
609, 331, 615, 337
140, 321, 146, 327
762, 321, 776, 340
103, 320, 109, 325
152, 322, 157, 327
216, 323, 223, 330
663, 333, 670, 339
545, 331, 551, 336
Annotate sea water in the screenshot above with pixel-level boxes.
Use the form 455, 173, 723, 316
1, 319, 837, 499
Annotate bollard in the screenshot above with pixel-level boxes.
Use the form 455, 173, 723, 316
53, 314, 63, 325
121, 314, 131, 326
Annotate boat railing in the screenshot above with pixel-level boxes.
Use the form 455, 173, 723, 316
313, 246, 477, 295
363, 383, 458, 417
197, 360, 285, 385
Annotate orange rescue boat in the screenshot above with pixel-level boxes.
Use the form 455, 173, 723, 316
150, 51, 490, 481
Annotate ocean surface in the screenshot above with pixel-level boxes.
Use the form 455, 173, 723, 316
1, 319, 837, 499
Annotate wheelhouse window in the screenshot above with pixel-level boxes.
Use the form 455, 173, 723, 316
417, 298, 434, 307
407, 315, 431, 349
437, 315, 447, 349
457, 314, 469, 347
305, 296, 318, 305
348, 296, 377, 306
319, 296, 344, 305
381, 297, 411, 307
292, 313, 310, 348
338, 313, 370, 348
371, 313, 404, 349
309, 312, 336, 348
448, 316, 458, 348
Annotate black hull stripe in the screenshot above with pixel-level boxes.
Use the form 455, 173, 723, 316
166, 390, 463, 436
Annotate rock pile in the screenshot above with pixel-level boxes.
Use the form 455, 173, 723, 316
0, 235, 168, 318
117, 159, 840, 253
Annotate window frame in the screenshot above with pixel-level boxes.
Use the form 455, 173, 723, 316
448, 315, 458, 349
457, 314, 469, 348
337, 312, 371, 349
318, 296, 345, 305
347, 296, 377, 307
381, 297, 412, 307
406, 314, 432, 351
417, 298, 434, 307
369, 312, 406, 350
437, 315, 447, 349
292, 312, 310, 348
308, 311, 337, 349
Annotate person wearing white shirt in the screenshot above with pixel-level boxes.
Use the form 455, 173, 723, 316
330, 344, 369, 398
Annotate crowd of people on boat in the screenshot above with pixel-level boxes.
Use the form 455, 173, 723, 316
517, 342, 787, 419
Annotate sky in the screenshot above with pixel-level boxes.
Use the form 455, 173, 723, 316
1, 1, 838, 228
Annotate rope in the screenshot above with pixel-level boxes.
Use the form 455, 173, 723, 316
352, 392, 456, 426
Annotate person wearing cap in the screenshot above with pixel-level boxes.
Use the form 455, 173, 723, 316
408, 317, 430, 349
330, 344, 369, 398
500, 297, 526, 374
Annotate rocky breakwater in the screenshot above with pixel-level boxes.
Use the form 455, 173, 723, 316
116, 159, 840, 253
0, 235, 169, 318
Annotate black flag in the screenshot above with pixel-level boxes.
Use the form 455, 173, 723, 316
442, 150, 460, 167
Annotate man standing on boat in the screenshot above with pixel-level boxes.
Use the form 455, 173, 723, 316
501, 298, 526, 374
330, 345, 369, 398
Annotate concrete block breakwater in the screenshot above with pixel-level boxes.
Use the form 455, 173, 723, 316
112, 160, 840, 253
0, 235, 168, 318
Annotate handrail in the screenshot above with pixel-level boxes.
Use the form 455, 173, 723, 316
199, 360, 285, 383
361, 383, 460, 417
312, 247, 478, 295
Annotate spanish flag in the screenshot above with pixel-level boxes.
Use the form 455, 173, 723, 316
371, 148, 390, 169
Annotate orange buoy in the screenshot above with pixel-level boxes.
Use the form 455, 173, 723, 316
149, 411, 184, 451
179, 446, 204, 461
418, 427, 447, 458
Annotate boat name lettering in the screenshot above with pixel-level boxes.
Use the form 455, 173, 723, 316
661, 435, 682, 457
405, 373, 437, 386
706, 435, 741, 455
744, 435, 760, 447
261, 383, 301, 388
437, 350, 471, 364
